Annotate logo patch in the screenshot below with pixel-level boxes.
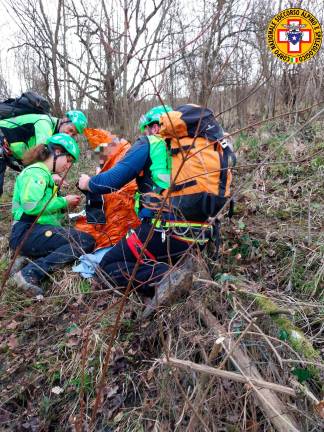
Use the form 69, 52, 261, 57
44, 230, 53, 238
267, 8, 322, 64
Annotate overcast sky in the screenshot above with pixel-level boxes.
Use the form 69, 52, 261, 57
0, 1, 19, 95
1, 0, 323, 98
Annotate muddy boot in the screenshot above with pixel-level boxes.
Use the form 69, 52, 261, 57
143, 258, 193, 319
9, 256, 29, 276
13, 271, 44, 297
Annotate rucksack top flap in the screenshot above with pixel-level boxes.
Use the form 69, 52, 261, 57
159, 110, 188, 139
160, 104, 225, 142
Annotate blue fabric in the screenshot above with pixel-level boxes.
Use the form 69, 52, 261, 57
89, 138, 150, 194
138, 207, 154, 219
72, 247, 111, 278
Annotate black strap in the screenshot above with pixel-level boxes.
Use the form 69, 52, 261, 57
228, 199, 235, 218
171, 144, 194, 155
219, 145, 237, 197
171, 179, 197, 192
202, 193, 217, 216
0, 134, 24, 171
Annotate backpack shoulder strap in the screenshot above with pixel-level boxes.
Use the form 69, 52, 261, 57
147, 135, 171, 191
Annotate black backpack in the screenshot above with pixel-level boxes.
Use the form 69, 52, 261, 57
0, 91, 51, 120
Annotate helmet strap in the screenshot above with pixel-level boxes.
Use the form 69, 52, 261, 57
53, 152, 71, 172
47, 143, 70, 172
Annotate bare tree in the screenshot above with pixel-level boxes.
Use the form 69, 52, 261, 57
4, 0, 324, 131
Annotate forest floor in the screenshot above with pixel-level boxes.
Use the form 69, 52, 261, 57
0, 121, 323, 431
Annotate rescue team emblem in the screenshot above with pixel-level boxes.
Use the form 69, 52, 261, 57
267, 8, 322, 64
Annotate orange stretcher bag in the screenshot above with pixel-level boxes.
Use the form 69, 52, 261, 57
75, 134, 140, 249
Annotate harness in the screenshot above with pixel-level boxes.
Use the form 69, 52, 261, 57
0, 128, 11, 157
125, 218, 219, 264
152, 219, 216, 245
0, 129, 24, 172
126, 229, 157, 263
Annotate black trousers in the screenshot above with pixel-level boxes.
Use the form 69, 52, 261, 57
99, 222, 191, 293
0, 155, 23, 196
10, 221, 95, 282
0, 157, 6, 196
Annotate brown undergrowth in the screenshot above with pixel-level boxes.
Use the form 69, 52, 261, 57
0, 121, 323, 431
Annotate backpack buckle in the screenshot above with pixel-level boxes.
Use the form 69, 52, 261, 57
220, 138, 229, 149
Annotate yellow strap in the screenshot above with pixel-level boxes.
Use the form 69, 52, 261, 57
172, 234, 209, 244
152, 219, 209, 229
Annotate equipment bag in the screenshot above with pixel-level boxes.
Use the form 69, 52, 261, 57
159, 104, 236, 221
85, 192, 106, 225
0, 91, 51, 120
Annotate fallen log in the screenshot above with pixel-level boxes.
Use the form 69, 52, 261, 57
235, 289, 323, 379
195, 302, 300, 432
160, 356, 297, 397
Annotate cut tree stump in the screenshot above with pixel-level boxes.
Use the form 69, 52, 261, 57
142, 258, 193, 319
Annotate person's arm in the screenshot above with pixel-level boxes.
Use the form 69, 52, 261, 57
33, 118, 56, 145
86, 139, 149, 194
19, 168, 67, 215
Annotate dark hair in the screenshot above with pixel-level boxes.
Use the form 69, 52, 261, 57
22, 144, 51, 166
22, 144, 63, 166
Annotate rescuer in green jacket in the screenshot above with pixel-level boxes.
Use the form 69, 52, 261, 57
0, 110, 88, 195
9, 133, 95, 296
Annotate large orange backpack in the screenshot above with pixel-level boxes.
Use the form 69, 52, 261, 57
159, 104, 236, 221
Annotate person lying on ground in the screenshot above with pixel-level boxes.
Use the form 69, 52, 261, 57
75, 128, 140, 250
10, 133, 95, 296
71, 129, 140, 278
0, 110, 88, 196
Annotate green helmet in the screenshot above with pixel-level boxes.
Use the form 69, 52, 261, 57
139, 105, 172, 132
46, 133, 80, 162
65, 110, 88, 134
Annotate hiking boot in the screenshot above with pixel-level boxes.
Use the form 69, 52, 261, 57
143, 258, 193, 318
9, 256, 29, 276
12, 271, 44, 297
